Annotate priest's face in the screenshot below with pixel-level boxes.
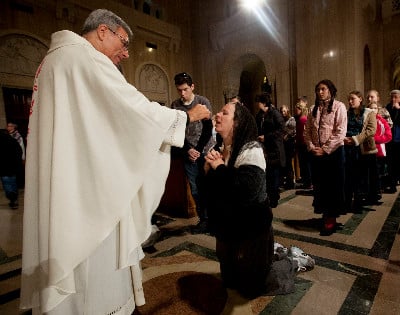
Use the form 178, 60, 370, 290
104, 26, 130, 65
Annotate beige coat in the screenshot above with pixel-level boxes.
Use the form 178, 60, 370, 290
352, 108, 378, 154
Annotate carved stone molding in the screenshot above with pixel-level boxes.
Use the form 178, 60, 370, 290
136, 63, 170, 105
0, 33, 48, 77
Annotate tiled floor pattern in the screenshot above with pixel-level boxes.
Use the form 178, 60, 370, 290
1, 187, 400, 314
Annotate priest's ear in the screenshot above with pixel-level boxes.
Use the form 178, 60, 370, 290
97, 24, 109, 41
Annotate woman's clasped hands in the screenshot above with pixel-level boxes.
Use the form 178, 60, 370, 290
204, 148, 224, 173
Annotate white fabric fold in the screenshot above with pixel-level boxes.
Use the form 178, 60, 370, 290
20, 30, 187, 313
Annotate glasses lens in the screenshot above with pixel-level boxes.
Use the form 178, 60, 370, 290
108, 26, 129, 50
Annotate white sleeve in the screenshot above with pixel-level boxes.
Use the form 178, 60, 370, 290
162, 109, 187, 148
234, 146, 266, 171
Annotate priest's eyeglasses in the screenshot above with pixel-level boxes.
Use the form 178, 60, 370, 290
107, 27, 129, 51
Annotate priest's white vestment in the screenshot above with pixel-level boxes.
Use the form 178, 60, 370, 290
20, 30, 188, 314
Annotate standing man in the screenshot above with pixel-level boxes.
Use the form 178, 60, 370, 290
171, 72, 213, 225
20, 9, 210, 315
0, 129, 22, 209
385, 89, 400, 193
6, 122, 25, 161
256, 93, 286, 208
7, 122, 25, 188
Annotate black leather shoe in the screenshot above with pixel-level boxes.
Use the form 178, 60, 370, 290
9, 201, 18, 210
384, 187, 397, 194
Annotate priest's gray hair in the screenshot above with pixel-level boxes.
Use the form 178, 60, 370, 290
81, 9, 133, 39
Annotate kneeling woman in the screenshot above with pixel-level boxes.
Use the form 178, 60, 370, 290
202, 101, 274, 298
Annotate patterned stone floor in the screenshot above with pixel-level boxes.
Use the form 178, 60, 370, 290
1, 187, 400, 314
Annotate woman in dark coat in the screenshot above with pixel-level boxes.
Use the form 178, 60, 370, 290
202, 101, 274, 298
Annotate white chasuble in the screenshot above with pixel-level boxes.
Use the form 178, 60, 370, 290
20, 30, 187, 314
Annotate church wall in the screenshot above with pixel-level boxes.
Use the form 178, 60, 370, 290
189, 0, 292, 114
356, 1, 382, 96
0, 0, 399, 122
0, 0, 195, 111
188, 0, 230, 111
382, 5, 400, 99
295, 0, 400, 106
294, 0, 360, 103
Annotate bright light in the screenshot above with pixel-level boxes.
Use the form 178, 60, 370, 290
240, 0, 263, 10
240, 0, 287, 50
323, 50, 336, 58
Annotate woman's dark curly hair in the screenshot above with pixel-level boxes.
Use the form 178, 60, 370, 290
228, 102, 258, 168
312, 79, 337, 118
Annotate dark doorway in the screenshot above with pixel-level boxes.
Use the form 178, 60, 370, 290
234, 54, 267, 115
364, 45, 371, 95
238, 70, 254, 112
2, 87, 32, 144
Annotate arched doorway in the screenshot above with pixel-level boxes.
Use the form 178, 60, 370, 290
0, 32, 48, 139
392, 50, 400, 89
223, 53, 270, 115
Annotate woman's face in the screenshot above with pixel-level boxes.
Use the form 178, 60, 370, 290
348, 93, 362, 109
215, 103, 235, 139
280, 106, 289, 117
367, 91, 379, 105
257, 101, 266, 111
369, 102, 378, 114
316, 84, 331, 101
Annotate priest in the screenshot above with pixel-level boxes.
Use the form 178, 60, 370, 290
20, 8, 210, 315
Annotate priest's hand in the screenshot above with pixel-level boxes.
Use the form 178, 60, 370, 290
187, 104, 211, 122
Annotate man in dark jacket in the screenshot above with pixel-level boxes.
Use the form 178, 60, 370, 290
0, 129, 22, 209
385, 89, 400, 193
256, 94, 286, 208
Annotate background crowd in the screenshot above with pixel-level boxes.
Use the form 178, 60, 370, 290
181, 82, 399, 238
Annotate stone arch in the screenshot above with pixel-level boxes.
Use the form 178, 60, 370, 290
0, 30, 48, 128
0, 30, 48, 78
392, 50, 400, 89
221, 52, 272, 114
135, 63, 171, 106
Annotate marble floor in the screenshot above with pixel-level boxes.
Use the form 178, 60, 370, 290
1, 186, 400, 314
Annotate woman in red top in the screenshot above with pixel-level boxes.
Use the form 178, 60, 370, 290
294, 97, 312, 189
368, 101, 392, 195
